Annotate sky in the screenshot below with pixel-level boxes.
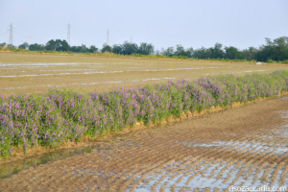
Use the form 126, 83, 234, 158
0, 0, 287, 50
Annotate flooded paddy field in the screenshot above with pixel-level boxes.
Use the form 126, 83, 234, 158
1, 52, 288, 95
1, 96, 288, 191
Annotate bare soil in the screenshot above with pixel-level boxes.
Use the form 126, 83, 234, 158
1, 97, 288, 191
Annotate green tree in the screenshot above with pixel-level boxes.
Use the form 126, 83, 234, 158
193, 48, 209, 59
242, 47, 258, 60
162, 47, 174, 57
138, 43, 154, 55
29, 43, 45, 51
209, 43, 224, 59
112, 45, 122, 54
0, 42, 6, 46
272, 36, 288, 61
224, 46, 244, 60
19, 42, 29, 49
70, 45, 89, 52
174, 45, 190, 57
89, 45, 98, 53
45, 40, 56, 51
121, 42, 138, 55
55, 39, 69, 51
45, 39, 69, 51
101, 44, 112, 53
186, 48, 194, 57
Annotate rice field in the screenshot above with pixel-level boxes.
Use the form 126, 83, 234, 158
1, 52, 288, 96
1, 52, 288, 191
1, 96, 288, 191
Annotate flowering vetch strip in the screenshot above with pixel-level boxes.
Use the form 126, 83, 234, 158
1, 71, 288, 157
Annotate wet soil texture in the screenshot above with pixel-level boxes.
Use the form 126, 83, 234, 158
1, 97, 288, 191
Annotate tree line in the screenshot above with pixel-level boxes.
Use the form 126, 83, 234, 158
0, 36, 287, 62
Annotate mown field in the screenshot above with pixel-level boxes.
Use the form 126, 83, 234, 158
1, 52, 288, 96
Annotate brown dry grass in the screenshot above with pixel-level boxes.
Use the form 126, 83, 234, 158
1, 52, 288, 96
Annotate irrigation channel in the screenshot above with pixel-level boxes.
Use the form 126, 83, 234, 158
1, 96, 288, 191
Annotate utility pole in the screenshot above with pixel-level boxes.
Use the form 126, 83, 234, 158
9, 24, 13, 45
106, 29, 110, 45
67, 24, 71, 44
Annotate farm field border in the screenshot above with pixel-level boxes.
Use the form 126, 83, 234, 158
0, 93, 285, 165
1, 71, 288, 161
0, 50, 260, 63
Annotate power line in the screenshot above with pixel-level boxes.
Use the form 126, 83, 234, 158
67, 24, 71, 44
9, 24, 13, 45
106, 29, 110, 45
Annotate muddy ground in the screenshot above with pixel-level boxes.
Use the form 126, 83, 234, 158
1, 97, 288, 191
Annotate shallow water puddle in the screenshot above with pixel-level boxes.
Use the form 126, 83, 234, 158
0, 142, 119, 179
275, 110, 288, 137
180, 140, 288, 156
133, 159, 287, 191
0, 62, 89, 67
0, 139, 140, 179
0, 77, 176, 90
228, 69, 268, 75
0, 65, 223, 78
0, 147, 94, 179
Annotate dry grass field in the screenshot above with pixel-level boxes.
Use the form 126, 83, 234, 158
1, 52, 288, 96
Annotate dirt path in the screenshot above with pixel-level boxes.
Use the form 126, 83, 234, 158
1, 97, 288, 191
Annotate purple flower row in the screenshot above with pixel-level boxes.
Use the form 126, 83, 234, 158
1, 71, 288, 157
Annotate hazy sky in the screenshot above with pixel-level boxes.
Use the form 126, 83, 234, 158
0, 0, 287, 50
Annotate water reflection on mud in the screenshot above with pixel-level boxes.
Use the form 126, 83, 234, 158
0, 147, 94, 179
0, 139, 139, 179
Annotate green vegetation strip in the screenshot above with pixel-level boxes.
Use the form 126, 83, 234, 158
2, 36, 288, 62
1, 71, 288, 157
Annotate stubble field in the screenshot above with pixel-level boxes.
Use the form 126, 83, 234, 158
1, 52, 288, 96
